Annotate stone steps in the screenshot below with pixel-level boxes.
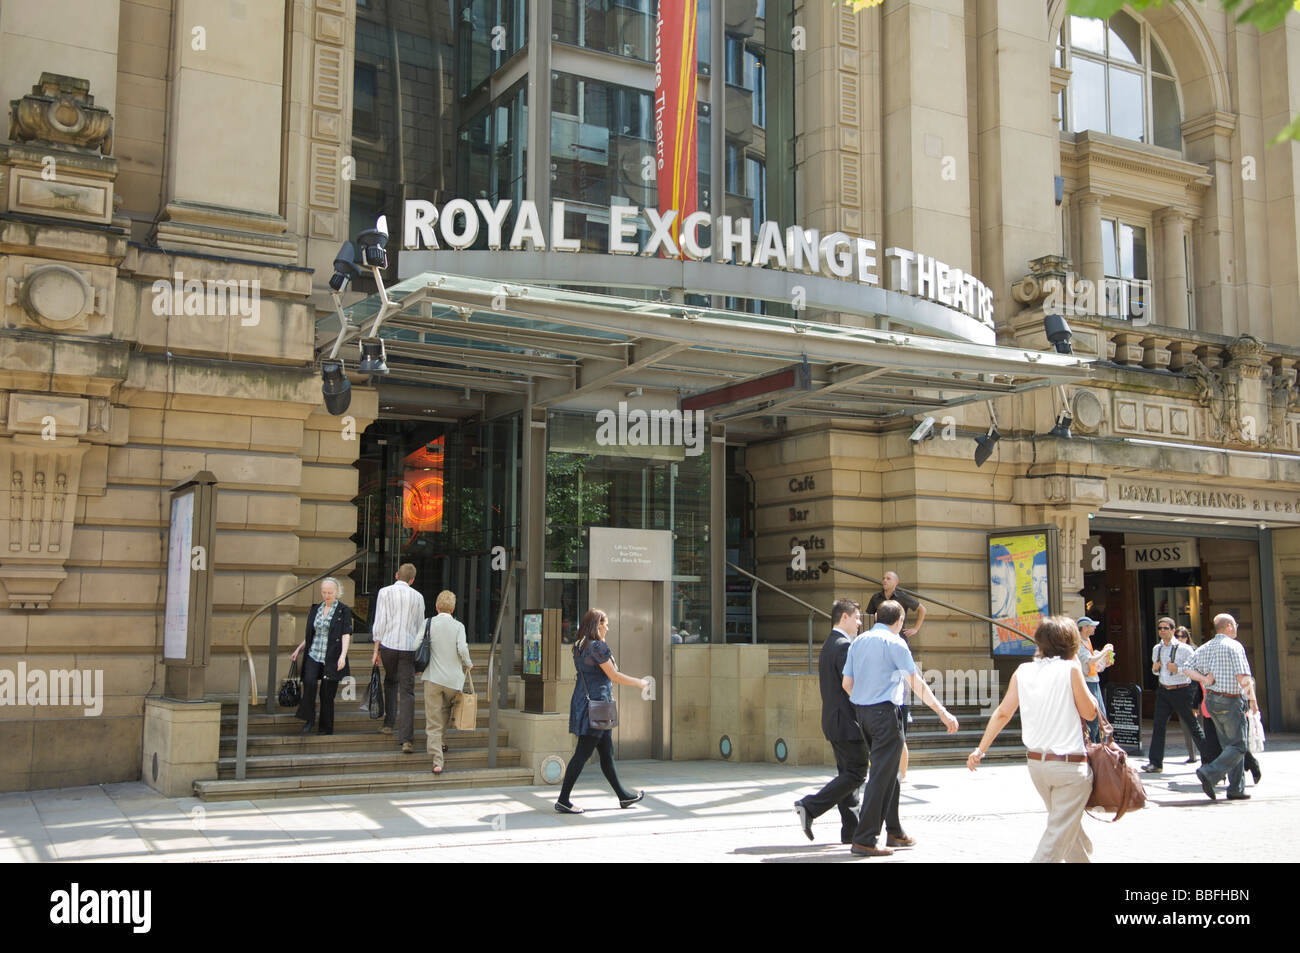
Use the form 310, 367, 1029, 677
218, 726, 509, 758
193, 766, 536, 801
216, 745, 523, 780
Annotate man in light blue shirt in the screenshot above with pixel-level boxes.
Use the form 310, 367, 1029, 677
841, 600, 957, 856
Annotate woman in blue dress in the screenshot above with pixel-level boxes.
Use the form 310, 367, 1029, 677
555, 608, 649, 814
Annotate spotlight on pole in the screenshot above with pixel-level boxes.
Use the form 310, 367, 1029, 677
1045, 384, 1073, 438
329, 241, 360, 292
321, 360, 352, 415
974, 426, 1001, 467
356, 216, 389, 270
1043, 313, 1073, 355
358, 337, 389, 376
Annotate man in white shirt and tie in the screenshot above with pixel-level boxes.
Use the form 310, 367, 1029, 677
1142, 616, 1207, 773
370, 563, 426, 753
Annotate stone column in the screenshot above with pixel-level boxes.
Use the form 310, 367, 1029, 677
1157, 209, 1191, 330
152, 0, 296, 262
882, 0, 973, 269
1181, 112, 1238, 336
1076, 194, 1104, 295
975, 0, 1059, 330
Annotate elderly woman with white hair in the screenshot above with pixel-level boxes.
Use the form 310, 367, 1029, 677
289, 577, 352, 735
421, 589, 473, 774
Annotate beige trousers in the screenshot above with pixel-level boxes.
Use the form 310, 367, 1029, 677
1026, 758, 1094, 863
423, 681, 461, 768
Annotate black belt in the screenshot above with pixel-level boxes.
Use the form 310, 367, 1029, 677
1160, 683, 1192, 689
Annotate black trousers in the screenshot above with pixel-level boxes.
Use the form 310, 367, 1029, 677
296, 656, 339, 732
558, 732, 633, 804
851, 703, 904, 847
1200, 714, 1261, 777
379, 645, 416, 744
801, 738, 867, 839
1148, 684, 1208, 767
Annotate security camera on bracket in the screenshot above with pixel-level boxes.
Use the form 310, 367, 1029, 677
909, 416, 936, 444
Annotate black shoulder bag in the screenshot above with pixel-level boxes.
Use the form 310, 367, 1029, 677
414, 617, 432, 674
578, 648, 618, 730
278, 659, 302, 708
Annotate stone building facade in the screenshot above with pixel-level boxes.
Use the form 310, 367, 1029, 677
1, 0, 1298, 791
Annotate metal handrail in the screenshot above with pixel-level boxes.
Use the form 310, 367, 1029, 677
234, 549, 366, 780
726, 561, 831, 672
485, 559, 518, 769
818, 560, 1032, 641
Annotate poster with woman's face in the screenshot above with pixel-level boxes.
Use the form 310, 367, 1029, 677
989, 533, 1050, 656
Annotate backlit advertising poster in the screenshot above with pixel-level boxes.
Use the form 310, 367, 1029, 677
654, 0, 698, 247
988, 530, 1055, 656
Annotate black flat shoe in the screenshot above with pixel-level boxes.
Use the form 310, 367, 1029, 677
317, 728, 333, 735
299, 722, 314, 734
554, 801, 584, 815
1226, 792, 1251, 801
619, 791, 645, 809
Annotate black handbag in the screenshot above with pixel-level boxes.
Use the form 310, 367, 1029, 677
578, 663, 618, 730
278, 659, 302, 709
366, 664, 385, 719
414, 618, 431, 674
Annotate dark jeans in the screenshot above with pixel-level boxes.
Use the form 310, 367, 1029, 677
558, 732, 633, 804
1200, 693, 1248, 796
1084, 682, 1106, 743
801, 738, 868, 840
1201, 711, 1260, 778
379, 646, 416, 744
851, 703, 904, 848
296, 656, 339, 732
1148, 684, 1207, 767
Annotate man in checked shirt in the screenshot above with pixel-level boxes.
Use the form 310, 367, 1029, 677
1179, 614, 1260, 801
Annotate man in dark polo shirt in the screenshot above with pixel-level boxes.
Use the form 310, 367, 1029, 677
794, 598, 867, 844
866, 572, 926, 780
866, 572, 926, 638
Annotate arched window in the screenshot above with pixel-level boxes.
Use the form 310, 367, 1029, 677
1058, 11, 1182, 151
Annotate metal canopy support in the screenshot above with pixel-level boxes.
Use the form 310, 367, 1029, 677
319, 273, 1092, 426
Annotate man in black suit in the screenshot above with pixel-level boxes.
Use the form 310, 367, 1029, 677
794, 598, 867, 844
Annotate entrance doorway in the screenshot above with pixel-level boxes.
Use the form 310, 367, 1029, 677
1085, 522, 1270, 718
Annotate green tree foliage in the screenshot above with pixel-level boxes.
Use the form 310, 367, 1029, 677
545, 454, 611, 573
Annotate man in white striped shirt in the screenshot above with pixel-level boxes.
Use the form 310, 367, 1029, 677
370, 563, 426, 753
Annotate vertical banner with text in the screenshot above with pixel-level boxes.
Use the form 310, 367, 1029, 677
655, 0, 698, 250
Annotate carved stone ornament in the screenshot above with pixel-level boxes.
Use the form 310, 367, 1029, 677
1185, 334, 1299, 449
1011, 254, 1072, 308
8, 73, 113, 155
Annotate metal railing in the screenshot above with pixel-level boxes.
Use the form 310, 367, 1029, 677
485, 559, 518, 769
818, 560, 1031, 641
234, 549, 366, 780
726, 561, 831, 672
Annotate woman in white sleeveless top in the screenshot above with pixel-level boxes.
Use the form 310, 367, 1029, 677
967, 616, 1099, 862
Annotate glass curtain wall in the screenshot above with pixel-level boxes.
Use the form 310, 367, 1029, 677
544, 411, 712, 644
351, 0, 527, 283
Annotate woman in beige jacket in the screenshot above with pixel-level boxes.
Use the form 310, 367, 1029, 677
420, 590, 473, 774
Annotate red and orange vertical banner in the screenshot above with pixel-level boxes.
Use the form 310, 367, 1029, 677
655, 0, 698, 252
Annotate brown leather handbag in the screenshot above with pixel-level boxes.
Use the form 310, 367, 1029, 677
1083, 714, 1147, 821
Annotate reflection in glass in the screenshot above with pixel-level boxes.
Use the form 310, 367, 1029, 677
1107, 11, 1142, 64
1109, 67, 1144, 142
1152, 76, 1181, 150
1070, 15, 1105, 54
545, 411, 711, 646
1101, 221, 1118, 278
1071, 57, 1107, 134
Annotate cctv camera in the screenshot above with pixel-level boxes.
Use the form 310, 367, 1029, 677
909, 416, 936, 444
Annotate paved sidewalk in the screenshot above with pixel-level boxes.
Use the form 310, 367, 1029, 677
3, 736, 1295, 864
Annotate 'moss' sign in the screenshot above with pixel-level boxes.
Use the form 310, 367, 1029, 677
1124, 538, 1199, 569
